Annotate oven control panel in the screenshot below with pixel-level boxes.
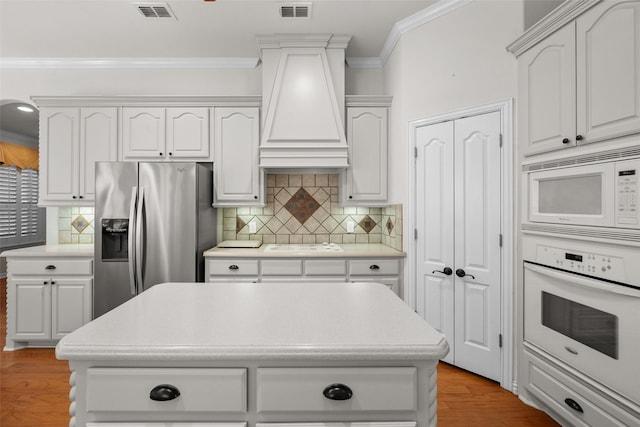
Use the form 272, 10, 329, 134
536, 245, 625, 282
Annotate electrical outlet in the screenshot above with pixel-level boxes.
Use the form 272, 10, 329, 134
346, 220, 355, 233
249, 222, 257, 234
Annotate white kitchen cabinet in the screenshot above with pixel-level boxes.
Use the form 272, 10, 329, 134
38, 106, 118, 205
517, 0, 640, 156
5, 256, 93, 350
213, 107, 262, 206
342, 96, 391, 206
121, 107, 210, 161
205, 257, 401, 295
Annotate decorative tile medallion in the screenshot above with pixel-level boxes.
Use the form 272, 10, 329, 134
386, 217, 394, 235
236, 217, 247, 233
71, 215, 89, 234
284, 188, 321, 225
359, 215, 377, 234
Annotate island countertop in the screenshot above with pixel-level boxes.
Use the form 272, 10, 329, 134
56, 282, 447, 362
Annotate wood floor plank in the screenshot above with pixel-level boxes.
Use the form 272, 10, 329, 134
0, 278, 558, 426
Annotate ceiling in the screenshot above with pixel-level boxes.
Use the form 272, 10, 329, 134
0, 0, 437, 140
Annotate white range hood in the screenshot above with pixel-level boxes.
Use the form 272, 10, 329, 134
257, 33, 351, 171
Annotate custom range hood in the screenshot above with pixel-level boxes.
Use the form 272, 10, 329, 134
257, 33, 352, 171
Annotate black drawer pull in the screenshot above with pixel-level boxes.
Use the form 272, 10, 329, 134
323, 383, 353, 401
150, 384, 181, 401
45, 265, 56, 270
369, 264, 380, 270
228, 265, 239, 270
564, 398, 583, 413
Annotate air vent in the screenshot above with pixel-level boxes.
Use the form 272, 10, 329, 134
279, 3, 311, 19
522, 145, 640, 172
135, 3, 176, 19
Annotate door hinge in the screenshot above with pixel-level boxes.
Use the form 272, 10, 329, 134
499, 133, 503, 148
414, 229, 418, 240
414, 146, 418, 158
499, 334, 503, 348
499, 234, 503, 247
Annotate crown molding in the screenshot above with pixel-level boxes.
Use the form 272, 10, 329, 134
506, 0, 600, 57
347, 0, 472, 68
0, 57, 260, 69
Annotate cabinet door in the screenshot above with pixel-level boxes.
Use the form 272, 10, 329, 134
11, 278, 52, 341
80, 107, 118, 201
213, 107, 261, 205
166, 107, 210, 159
519, 23, 576, 156
121, 107, 165, 160
343, 107, 388, 205
51, 278, 92, 339
577, 0, 640, 144
39, 107, 79, 203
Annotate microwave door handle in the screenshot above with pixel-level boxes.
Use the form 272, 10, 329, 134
135, 186, 145, 295
525, 263, 640, 298
128, 187, 138, 296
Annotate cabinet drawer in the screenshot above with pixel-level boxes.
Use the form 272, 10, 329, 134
523, 350, 637, 426
207, 260, 259, 276
86, 368, 247, 413
261, 260, 303, 276
349, 259, 399, 275
256, 367, 416, 413
305, 259, 347, 275
9, 258, 93, 276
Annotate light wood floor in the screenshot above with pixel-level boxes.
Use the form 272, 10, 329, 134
0, 278, 558, 426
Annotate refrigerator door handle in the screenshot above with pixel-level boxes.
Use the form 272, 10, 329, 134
135, 186, 145, 294
128, 187, 138, 295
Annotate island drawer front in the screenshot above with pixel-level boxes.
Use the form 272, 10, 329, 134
349, 259, 400, 275
256, 367, 417, 413
86, 368, 247, 413
208, 260, 259, 276
261, 260, 303, 276
305, 259, 347, 275
9, 258, 93, 275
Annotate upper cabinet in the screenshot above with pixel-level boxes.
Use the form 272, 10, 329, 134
213, 107, 262, 206
341, 96, 391, 206
38, 106, 117, 206
513, 0, 640, 157
121, 107, 210, 161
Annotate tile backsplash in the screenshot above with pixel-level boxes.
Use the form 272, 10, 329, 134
58, 207, 95, 244
222, 174, 403, 251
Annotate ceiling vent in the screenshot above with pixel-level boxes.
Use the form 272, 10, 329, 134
134, 3, 176, 19
279, 3, 311, 19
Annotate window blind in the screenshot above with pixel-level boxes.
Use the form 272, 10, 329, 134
0, 166, 45, 247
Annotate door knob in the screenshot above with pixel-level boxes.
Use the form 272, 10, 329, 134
455, 269, 475, 279
432, 267, 453, 276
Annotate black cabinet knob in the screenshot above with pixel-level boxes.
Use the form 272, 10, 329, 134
45, 265, 56, 270
229, 265, 239, 270
149, 384, 181, 401
369, 264, 380, 270
564, 398, 583, 413
562, 138, 570, 144
575, 135, 583, 141
322, 383, 353, 401
159, 152, 163, 156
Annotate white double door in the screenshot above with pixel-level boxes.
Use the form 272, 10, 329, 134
415, 111, 502, 381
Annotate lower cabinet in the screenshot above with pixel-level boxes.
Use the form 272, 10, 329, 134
5, 256, 93, 350
205, 257, 402, 295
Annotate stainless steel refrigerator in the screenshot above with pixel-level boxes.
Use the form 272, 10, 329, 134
94, 162, 216, 318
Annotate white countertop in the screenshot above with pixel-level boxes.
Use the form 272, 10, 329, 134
204, 243, 406, 258
56, 282, 448, 362
1, 244, 94, 258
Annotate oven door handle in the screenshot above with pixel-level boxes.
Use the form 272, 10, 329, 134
525, 263, 640, 298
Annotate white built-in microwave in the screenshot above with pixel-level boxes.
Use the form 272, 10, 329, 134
528, 158, 640, 229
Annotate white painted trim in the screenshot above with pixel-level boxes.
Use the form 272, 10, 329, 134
407, 99, 515, 392
348, 0, 472, 68
0, 57, 260, 69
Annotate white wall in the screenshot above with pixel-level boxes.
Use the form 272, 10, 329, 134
384, 0, 524, 249
0, 67, 262, 105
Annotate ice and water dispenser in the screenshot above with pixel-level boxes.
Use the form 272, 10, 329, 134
101, 218, 129, 261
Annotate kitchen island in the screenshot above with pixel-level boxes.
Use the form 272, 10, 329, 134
56, 281, 448, 427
